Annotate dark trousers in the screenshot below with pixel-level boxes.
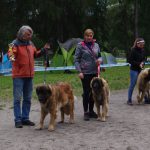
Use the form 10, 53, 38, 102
81, 74, 97, 113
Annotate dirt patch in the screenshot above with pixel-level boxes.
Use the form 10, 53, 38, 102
0, 89, 150, 150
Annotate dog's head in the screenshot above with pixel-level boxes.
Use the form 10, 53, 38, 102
91, 77, 104, 94
36, 85, 52, 104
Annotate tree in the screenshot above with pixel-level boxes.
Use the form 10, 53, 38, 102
134, 0, 138, 38
1, 0, 150, 56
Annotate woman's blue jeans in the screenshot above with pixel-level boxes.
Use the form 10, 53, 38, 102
13, 78, 33, 123
128, 70, 139, 102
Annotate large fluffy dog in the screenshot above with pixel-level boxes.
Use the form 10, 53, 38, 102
137, 68, 150, 103
35, 82, 74, 131
90, 77, 110, 121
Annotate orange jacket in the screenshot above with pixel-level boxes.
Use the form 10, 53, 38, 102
8, 39, 41, 78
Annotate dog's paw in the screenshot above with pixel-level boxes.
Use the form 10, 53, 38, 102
69, 119, 75, 124
101, 117, 106, 122
137, 99, 142, 104
97, 117, 101, 121
48, 125, 55, 132
35, 125, 43, 130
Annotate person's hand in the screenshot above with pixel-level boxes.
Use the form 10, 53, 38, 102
9, 55, 15, 61
44, 43, 50, 49
140, 62, 144, 69
78, 73, 84, 79
41, 43, 50, 55
96, 59, 102, 66
9, 51, 15, 61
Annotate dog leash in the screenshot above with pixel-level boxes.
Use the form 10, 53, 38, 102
43, 63, 47, 84
97, 64, 100, 78
43, 49, 48, 84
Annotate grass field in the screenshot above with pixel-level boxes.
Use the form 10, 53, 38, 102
0, 66, 131, 102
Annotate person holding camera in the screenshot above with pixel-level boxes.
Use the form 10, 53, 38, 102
8, 25, 50, 128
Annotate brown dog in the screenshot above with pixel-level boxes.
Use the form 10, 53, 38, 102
90, 77, 110, 121
35, 82, 74, 131
137, 68, 150, 103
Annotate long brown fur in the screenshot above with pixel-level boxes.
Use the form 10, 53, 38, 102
90, 77, 110, 122
137, 68, 150, 103
35, 82, 74, 131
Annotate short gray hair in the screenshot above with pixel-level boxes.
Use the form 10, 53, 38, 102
17, 25, 33, 40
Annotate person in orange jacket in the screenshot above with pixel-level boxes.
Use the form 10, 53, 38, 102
8, 25, 50, 128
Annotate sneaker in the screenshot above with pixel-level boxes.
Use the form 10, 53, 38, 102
22, 120, 35, 126
15, 122, 23, 128
127, 101, 133, 105
89, 111, 98, 118
84, 112, 90, 121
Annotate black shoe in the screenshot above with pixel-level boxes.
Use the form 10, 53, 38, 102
144, 100, 150, 104
84, 112, 90, 121
15, 122, 23, 128
144, 97, 150, 104
22, 120, 35, 126
89, 111, 98, 118
127, 101, 133, 105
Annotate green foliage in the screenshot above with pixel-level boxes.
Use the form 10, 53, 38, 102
0, 0, 150, 56
51, 54, 64, 67
0, 76, 13, 102
138, 0, 150, 54
0, 66, 132, 101
66, 46, 76, 66
101, 66, 130, 90
60, 47, 68, 65
51, 47, 65, 67
2, 65, 150, 102
107, 0, 134, 52
32, 34, 44, 48
51, 44, 76, 67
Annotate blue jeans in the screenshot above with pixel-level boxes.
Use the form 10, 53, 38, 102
13, 78, 33, 123
128, 70, 139, 102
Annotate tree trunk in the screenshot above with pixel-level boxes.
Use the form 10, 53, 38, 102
134, 0, 138, 38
